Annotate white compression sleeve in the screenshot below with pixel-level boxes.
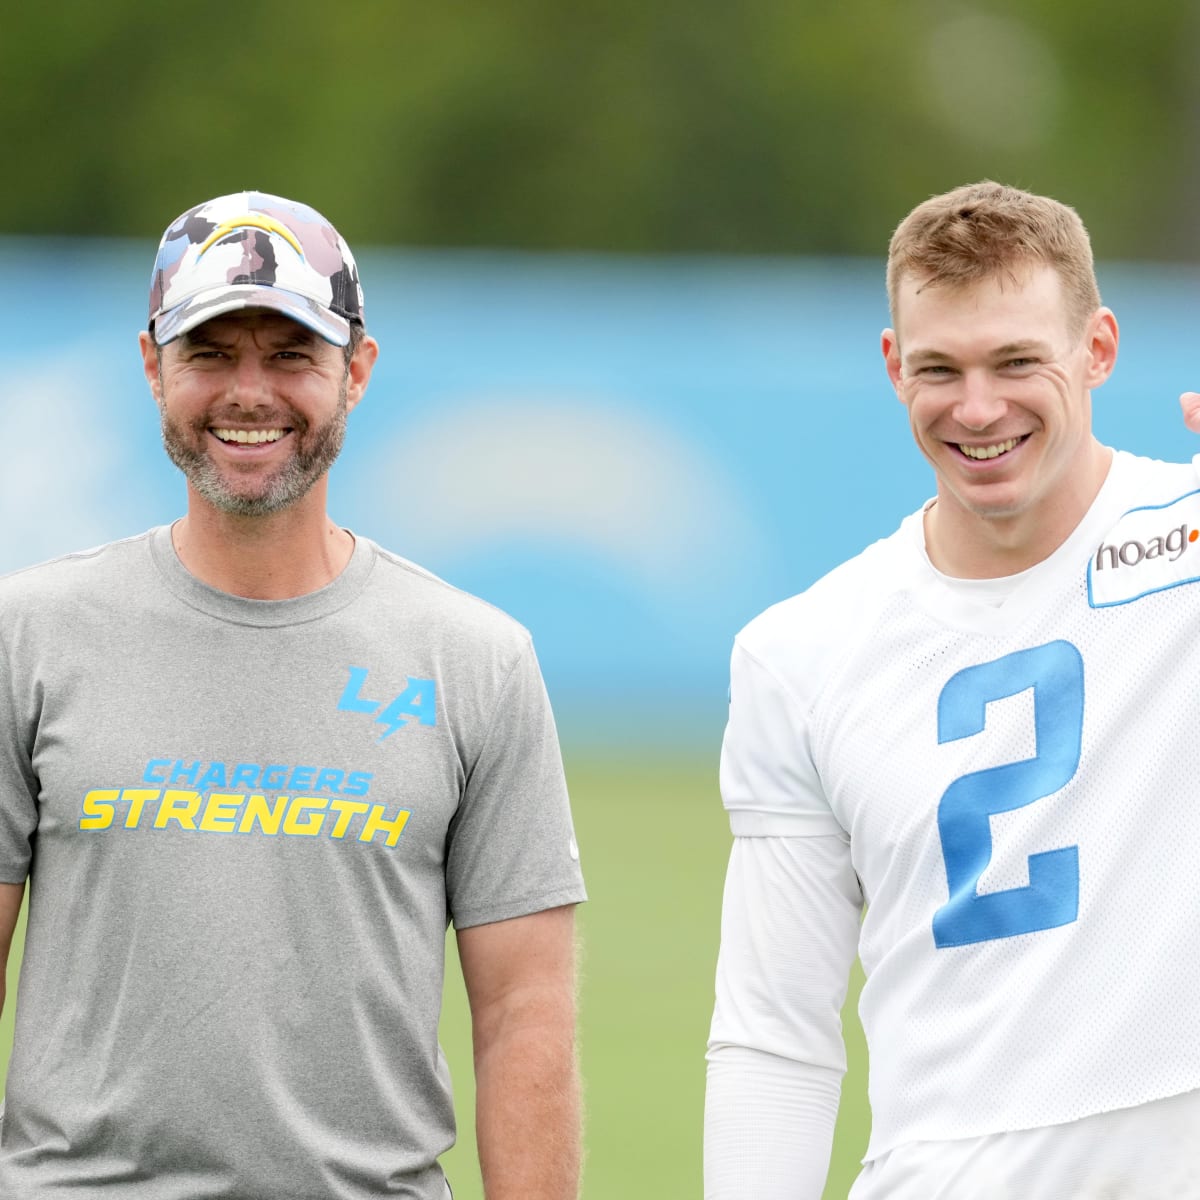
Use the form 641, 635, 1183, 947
705, 834, 862, 1199
705, 1046, 843, 1199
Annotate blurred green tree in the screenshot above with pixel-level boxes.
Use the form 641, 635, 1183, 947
1, 0, 1195, 259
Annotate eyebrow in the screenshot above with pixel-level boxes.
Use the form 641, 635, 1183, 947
177, 330, 226, 350
905, 339, 1052, 365
178, 327, 320, 351
904, 348, 954, 365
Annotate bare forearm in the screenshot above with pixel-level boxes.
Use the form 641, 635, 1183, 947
474, 1014, 582, 1200
458, 907, 582, 1199
0, 880, 25, 1021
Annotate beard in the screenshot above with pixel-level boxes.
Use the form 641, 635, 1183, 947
158, 383, 348, 517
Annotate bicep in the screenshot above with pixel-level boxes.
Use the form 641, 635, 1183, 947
709, 834, 862, 1070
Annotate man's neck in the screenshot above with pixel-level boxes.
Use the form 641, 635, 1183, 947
172, 489, 354, 600
924, 445, 1114, 579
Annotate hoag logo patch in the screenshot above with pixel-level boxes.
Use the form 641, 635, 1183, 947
1088, 487, 1200, 607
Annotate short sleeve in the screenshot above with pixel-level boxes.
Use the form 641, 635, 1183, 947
444, 640, 586, 929
0, 632, 37, 884
721, 641, 845, 838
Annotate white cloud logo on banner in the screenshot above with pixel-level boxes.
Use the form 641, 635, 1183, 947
352, 395, 766, 596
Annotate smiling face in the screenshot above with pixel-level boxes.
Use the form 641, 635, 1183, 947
882, 263, 1118, 576
140, 311, 375, 519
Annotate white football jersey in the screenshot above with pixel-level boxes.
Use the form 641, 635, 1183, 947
718, 450, 1200, 1163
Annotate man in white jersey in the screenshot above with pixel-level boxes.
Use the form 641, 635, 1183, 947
704, 181, 1200, 1199
0, 192, 586, 1199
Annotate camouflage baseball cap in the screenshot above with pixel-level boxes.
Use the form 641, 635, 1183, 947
148, 191, 365, 346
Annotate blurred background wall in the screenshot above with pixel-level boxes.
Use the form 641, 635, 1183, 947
2, 4, 1199, 1197
1, 246, 1198, 745
4, 0, 1200, 748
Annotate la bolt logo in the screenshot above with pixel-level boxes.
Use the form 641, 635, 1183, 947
1094, 523, 1197, 570
338, 667, 438, 741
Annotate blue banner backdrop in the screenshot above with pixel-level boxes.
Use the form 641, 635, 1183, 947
2, 240, 1197, 746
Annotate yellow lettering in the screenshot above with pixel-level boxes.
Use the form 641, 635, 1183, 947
121, 788, 160, 829
359, 804, 411, 848
154, 789, 202, 830
80, 789, 118, 831
327, 798, 371, 839
283, 797, 328, 837
199, 792, 245, 834
238, 793, 289, 835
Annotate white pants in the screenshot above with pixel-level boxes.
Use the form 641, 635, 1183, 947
850, 1088, 1200, 1200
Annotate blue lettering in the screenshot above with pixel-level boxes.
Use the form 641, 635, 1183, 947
289, 765, 316, 790
314, 768, 345, 794
143, 759, 170, 785
338, 667, 381, 714
143, 760, 372, 799
230, 762, 260, 789
170, 760, 201, 786
376, 678, 438, 738
197, 762, 229, 791
261, 764, 288, 789
344, 771, 373, 797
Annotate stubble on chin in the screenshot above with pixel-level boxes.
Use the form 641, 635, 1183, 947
157, 386, 348, 518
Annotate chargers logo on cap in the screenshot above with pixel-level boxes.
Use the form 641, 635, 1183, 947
198, 215, 304, 259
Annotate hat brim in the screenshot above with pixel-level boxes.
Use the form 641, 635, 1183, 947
152, 285, 352, 347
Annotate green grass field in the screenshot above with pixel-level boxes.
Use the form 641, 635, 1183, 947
0, 757, 869, 1198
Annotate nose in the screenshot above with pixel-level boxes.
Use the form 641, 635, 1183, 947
228, 356, 272, 407
953, 369, 1006, 431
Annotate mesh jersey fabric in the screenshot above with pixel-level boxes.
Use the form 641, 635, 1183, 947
713, 449, 1200, 1169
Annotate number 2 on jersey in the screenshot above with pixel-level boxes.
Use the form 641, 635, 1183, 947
933, 640, 1083, 949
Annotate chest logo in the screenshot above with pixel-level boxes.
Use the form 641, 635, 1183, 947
338, 667, 438, 740
1088, 487, 1200, 608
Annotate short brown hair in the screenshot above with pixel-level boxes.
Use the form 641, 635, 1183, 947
886, 181, 1101, 337
342, 320, 366, 370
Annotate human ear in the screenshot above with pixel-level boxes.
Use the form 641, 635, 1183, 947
344, 335, 379, 414
138, 330, 164, 403
1082, 308, 1118, 388
881, 329, 904, 397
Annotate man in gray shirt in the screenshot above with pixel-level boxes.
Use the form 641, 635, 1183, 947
0, 191, 586, 1199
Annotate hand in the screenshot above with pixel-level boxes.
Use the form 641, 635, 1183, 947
1181, 393, 1200, 433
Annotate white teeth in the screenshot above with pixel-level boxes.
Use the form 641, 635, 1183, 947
213, 428, 285, 445
960, 437, 1020, 460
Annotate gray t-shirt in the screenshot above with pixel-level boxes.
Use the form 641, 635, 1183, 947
0, 526, 586, 1199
